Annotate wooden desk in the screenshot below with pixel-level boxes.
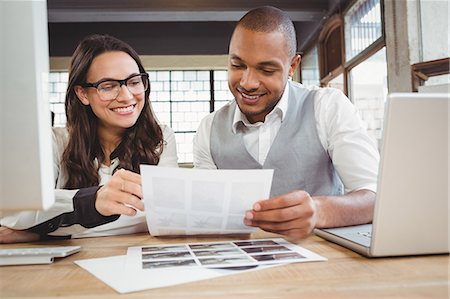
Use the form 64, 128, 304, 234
1, 231, 448, 298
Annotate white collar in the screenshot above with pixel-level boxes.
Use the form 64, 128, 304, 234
232, 81, 290, 133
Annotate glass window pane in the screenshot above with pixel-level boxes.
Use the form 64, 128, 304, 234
148, 71, 157, 81
171, 71, 183, 81
213, 70, 234, 103
151, 81, 164, 92
215, 100, 230, 110
183, 71, 197, 81
345, 0, 382, 61
157, 71, 170, 81
175, 132, 195, 163
153, 91, 170, 102
197, 71, 210, 81
48, 71, 69, 127
151, 102, 171, 125
349, 47, 387, 146
214, 70, 227, 81
423, 74, 450, 88
327, 74, 345, 93
300, 46, 320, 87
419, 0, 449, 61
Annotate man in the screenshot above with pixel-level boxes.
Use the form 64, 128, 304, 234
193, 6, 379, 240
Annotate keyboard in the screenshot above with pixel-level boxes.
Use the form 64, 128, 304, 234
357, 231, 372, 238
0, 246, 81, 266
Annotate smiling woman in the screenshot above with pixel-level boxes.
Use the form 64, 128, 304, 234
74, 51, 149, 149
0, 34, 179, 243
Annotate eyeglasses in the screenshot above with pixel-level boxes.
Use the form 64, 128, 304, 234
81, 73, 149, 101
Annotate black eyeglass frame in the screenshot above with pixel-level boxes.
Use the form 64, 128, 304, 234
81, 72, 149, 90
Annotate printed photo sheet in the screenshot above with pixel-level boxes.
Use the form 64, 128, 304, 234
140, 166, 274, 236
126, 238, 326, 270
75, 238, 326, 293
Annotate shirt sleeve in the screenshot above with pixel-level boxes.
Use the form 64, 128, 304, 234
0, 128, 119, 238
193, 111, 218, 169
157, 125, 179, 167
314, 88, 380, 193
0, 187, 120, 237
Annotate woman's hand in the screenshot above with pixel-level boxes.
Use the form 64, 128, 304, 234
95, 169, 144, 217
0, 226, 40, 244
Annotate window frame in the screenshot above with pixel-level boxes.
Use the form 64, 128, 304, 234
299, 0, 387, 99
318, 14, 346, 93
411, 57, 450, 92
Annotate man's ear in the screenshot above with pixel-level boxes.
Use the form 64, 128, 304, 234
74, 86, 90, 106
288, 54, 301, 78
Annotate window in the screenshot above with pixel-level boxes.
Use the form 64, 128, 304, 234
324, 26, 343, 73
149, 70, 233, 163
327, 73, 345, 93
48, 71, 68, 127
305, 0, 387, 146
349, 47, 387, 142
419, 0, 449, 62
300, 46, 320, 87
318, 15, 344, 82
48, 69, 234, 164
412, 1, 449, 92
149, 70, 210, 163
411, 58, 450, 92
213, 70, 234, 110
343, 0, 386, 146
344, 0, 382, 61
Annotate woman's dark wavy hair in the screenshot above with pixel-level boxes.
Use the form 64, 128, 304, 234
62, 34, 163, 189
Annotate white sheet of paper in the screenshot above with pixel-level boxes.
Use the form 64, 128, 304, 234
75, 255, 275, 294
140, 166, 274, 236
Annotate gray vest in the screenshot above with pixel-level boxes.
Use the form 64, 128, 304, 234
210, 82, 343, 197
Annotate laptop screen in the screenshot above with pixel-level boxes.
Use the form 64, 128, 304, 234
371, 93, 448, 256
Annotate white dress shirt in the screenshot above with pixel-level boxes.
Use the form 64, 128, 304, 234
193, 83, 379, 193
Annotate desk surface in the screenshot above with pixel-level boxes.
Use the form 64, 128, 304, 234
1, 231, 448, 298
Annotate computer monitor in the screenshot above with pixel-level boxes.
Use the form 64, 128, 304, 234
0, 0, 55, 210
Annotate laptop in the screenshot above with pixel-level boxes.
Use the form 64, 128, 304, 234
315, 93, 449, 257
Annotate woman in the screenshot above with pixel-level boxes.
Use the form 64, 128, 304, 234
0, 34, 178, 243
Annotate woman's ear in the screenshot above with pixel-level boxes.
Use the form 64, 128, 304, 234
74, 86, 90, 106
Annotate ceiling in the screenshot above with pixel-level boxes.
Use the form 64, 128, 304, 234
47, 0, 349, 56
47, 0, 333, 22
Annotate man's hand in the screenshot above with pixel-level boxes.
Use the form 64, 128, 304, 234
243, 190, 317, 240
0, 226, 40, 244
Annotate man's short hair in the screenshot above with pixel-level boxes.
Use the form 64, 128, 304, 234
236, 6, 297, 57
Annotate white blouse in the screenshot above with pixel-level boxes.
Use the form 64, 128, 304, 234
0, 125, 178, 238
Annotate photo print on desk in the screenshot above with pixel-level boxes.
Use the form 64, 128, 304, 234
126, 238, 327, 271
